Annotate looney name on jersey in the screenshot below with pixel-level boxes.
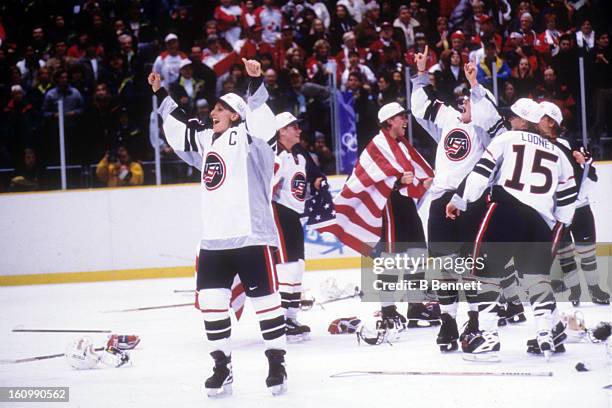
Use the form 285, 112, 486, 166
521, 133, 554, 151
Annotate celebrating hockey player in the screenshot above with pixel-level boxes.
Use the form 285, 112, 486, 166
273, 111, 324, 342
446, 98, 577, 360
374, 102, 438, 329
318, 99, 438, 335
537, 101, 609, 307
411, 48, 524, 353
148, 58, 287, 397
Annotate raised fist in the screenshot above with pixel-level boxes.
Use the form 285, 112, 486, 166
242, 58, 262, 77
148, 72, 162, 92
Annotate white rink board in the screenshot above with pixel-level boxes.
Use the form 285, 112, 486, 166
0, 163, 611, 277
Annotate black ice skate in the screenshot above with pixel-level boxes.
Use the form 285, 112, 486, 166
588, 285, 610, 305
534, 330, 554, 361
286, 318, 311, 342
497, 304, 507, 327
205, 350, 233, 398
407, 302, 441, 328
460, 311, 479, 343
265, 349, 287, 396
504, 302, 526, 324
527, 321, 567, 355
437, 313, 459, 352
462, 330, 500, 362
568, 285, 581, 307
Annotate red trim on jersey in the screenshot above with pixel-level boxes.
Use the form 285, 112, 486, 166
383, 200, 396, 253
255, 304, 281, 315
473, 202, 497, 260
272, 204, 288, 263
201, 309, 229, 313
556, 246, 575, 256
263, 246, 278, 293
278, 282, 301, 287
551, 222, 564, 256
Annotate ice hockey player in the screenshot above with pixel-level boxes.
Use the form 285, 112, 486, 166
148, 58, 287, 397
273, 111, 324, 342
411, 48, 524, 352
446, 98, 577, 360
536, 102, 609, 307
373, 101, 438, 331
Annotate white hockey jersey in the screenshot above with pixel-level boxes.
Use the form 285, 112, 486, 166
157, 79, 278, 249
411, 74, 492, 200
273, 146, 307, 214
452, 130, 577, 228
470, 91, 597, 210
555, 138, 596, 208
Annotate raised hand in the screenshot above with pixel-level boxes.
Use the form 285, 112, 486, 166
464, 62, 478, 87
148, 72, 162, 92
242, 58, 262, 77
415, 45, 429, 73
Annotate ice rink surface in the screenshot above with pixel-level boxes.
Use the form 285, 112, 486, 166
0, 269, 610, 408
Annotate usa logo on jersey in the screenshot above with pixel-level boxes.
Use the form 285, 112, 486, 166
203, 152, 226, 191
291, 172, 307, 201
444, 129, 471, 161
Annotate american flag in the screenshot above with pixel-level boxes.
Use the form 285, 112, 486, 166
317, 130, 434, 256
304, 177, 336, 229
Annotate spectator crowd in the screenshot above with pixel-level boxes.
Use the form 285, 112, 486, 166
0, 0, 611, 191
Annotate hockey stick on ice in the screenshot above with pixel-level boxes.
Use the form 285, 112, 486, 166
0, 347, 105, 365
317, 287, 364, 310
330, 370, 553, 378
12, 327, 112, 333
101, 302, 193, 312
173, 289, 195, 293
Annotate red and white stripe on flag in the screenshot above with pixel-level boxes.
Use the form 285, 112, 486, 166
318, 130, 434, 256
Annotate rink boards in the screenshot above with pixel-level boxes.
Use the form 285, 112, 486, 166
1, 162, 611, 286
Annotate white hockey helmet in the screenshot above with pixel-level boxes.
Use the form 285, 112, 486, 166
510, 98, 544, 123
378, 102, 406, 124
275, 112, 299, 131
219, 93, 247, 120
539, 101, 563, 126
65, 337, 100, 370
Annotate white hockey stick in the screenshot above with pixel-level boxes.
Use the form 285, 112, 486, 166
0, 347, 105, 365
331, 370, 553, 378
12, 327, 112, 333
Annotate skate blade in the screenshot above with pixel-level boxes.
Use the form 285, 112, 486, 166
463, 353, 501, 363
408, 319, 441, 328
206, 383, 232, 398
507, 314, 526, 324
438, 341, 458, 352
269, 382, 287, 396
301, 332, 311, 341
287, 334, 304, 343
